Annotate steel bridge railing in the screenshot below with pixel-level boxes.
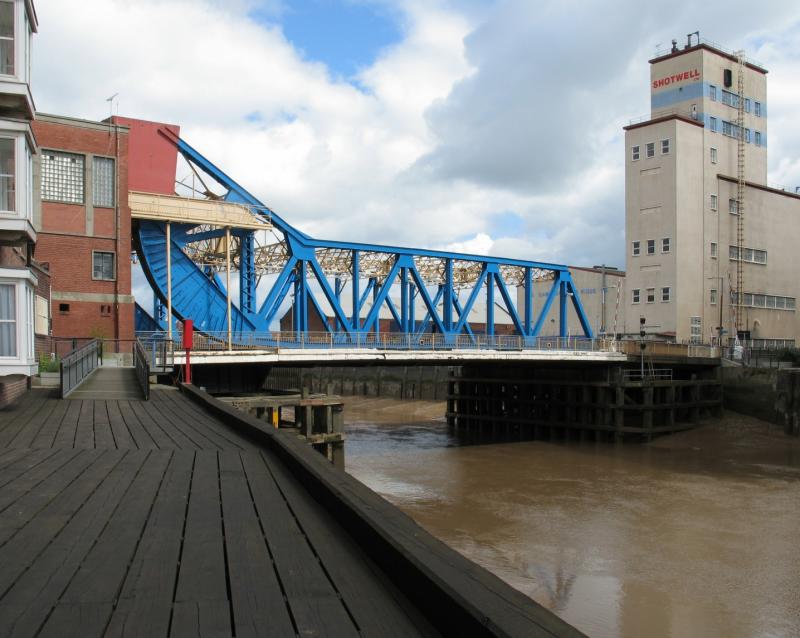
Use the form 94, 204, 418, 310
60, 339, 100, 399
136, 332, 720, 368
134, 339, 151, 400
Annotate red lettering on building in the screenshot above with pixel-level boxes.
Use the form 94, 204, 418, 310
652, 68, 700, 90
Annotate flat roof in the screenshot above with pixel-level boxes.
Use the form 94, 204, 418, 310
623, 113, 703, 132
35, 112, 130, 133
718, 175, 800, 201
649, 43, 767, 75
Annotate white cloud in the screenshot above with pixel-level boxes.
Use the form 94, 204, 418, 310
33, 0, 800, 278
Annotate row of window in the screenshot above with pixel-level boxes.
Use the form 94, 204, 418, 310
41, 151, 116, 208
732, 292, 796, 311
631, 139, 669, 161
707, 242, 767, 264
709, 85, 763, 117
708, 117, 763, 145
631, 238, 670, 256
631, 287, 671, 304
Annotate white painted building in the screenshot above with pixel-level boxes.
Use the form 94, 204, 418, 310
0, 0, 38, 384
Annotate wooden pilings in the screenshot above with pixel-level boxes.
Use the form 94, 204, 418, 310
447, 364, 723, 442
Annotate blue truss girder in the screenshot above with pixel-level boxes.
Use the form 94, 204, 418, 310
134, 135, 595, 342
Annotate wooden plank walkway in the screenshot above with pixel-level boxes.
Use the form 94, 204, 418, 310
66, 367, 144, 401
0, 388, 441, 638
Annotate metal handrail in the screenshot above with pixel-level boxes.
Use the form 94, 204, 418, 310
136, 332, 720, 366
134, 339, 150, 401
60, 339, 100, 399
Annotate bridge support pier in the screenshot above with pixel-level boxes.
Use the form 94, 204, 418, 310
448, 363, 722, 442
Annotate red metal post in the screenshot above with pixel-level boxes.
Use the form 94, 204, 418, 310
183, 319, 194, 384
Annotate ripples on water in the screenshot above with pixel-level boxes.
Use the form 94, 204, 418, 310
344, 402, 800, 638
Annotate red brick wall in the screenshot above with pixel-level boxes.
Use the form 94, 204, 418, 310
0, 375, 29, 409
111, 116, 180, 195
32, 118, 134, 343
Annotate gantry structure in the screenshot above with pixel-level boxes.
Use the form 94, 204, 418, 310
133, 132, 594, 344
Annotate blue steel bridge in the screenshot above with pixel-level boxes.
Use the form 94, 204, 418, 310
134, 133, 594, 349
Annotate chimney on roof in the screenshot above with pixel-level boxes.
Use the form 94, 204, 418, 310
671, 39, 678, 54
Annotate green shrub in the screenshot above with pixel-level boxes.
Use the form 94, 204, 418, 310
38, 354, 61, 373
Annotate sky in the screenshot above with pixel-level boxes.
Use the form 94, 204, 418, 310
31, 0, 800, 272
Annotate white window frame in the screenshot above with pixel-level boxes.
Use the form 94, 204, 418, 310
646, 239, 655, 255
632, 289, 640, 304
709, 116, 717, 132
754, 101, 761, 117
631, 145, 640, 161
632, 240, 640, 256
0, 129, 32, 222
710, 147, 717, 164
709, 85, 717, 101
645, 142, 655, 158
754, 131, 761, 147
661, 287, 671, 302
0, 270, 36, 371
729, 198, 738, 215
660, 138, 670, 155
711, 242, 717, 258
646, 288, 655, 304
661, 237, 670, 254
710, 288, 718, 305
92, 251, 116, 282
710, 194, 718, 211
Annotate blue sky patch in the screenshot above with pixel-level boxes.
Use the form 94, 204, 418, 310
253, 0, 403, 78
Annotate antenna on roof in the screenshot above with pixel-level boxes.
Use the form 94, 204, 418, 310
106, 93, 119, 118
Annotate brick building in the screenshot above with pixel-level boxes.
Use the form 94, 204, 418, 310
32, 114, 134, 351
0, 0, 39, 405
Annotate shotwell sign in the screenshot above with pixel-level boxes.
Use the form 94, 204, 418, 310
652, 68, 700, 89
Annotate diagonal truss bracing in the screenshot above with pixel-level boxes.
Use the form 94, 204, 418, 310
134, 132, 594, 340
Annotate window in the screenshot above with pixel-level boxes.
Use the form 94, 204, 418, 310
631, 145, 640, 161
632, 240, 640, 256
58, 303, 70, 313
755, 131, 761, 146
93, 157, 115, 207
754, 101, 761, 117
0, 1, 14, 76
710, 194, 718, 211
709, 116, 717, 132
646, 239, 655, 255
646, 288, 655, 303
710, 288, 718, 305
745, 128, 751, 143
42, 151, 85, 204
730, 245, 767, 264
632, 289, 640, 304
690, 316, 702, 344
661, 139, 670, 155
709, 85, 717, 101
745, 98, 751, 113
100, 304, 111, 316
729, 198, 738, 214
0, 283, 15, 357
645, 142, 655, 158
661, 287, 671, 302
661, 237, 670, 253
710, 147, 717, 163
0, 137, 13, 212
711, 242, 718, 258
721, 90, 740, 108
92, 251, 115, 281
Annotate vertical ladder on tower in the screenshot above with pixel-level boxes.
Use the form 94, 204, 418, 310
734, 52, 747, 338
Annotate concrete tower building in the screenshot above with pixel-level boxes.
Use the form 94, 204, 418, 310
624, 37, 800, 346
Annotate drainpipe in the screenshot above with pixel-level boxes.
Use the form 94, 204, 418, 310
113, 120, 121, 347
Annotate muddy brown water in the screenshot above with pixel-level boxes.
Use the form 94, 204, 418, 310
343, 397, 800, 638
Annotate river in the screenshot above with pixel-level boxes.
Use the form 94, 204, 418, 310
343, 397, 800, 638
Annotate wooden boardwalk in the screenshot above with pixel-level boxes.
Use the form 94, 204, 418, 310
0, 388, 440, 637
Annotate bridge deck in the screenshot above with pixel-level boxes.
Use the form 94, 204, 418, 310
0, 388, 439, 637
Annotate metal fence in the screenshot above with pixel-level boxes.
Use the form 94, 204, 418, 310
136, 331, 720, 367
134, 339, 150, 400
60, 339, 100, 399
